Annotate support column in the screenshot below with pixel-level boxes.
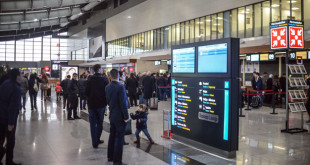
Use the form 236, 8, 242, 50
279, 57, 282, 76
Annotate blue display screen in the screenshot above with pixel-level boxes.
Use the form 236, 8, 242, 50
172, 47, 195, 73
198, 43, 228, 73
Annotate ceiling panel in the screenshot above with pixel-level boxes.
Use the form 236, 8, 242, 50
0, 14, 23, 22
0, 23, 19, 31
21, 21, 40, 29
49, 8, 71, 18
25, 12, 48, 21
33, 0, 60, 9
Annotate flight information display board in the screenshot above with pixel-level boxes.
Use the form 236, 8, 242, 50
198, 43, 228, 73
172, 47, 195, 73
172, 77, 231, 150
171, 38, 239, 153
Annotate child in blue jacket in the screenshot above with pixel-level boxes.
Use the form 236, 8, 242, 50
130, 105, 155, 145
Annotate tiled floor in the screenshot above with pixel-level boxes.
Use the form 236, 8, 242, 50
3, 91, 310, 165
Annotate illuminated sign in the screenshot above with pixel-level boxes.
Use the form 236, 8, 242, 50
296, 51, 307, 59
155, 60, 161, 66
270, 20, 304, 50
172, 47, 195, 73
44, 66, 50, 71
289, 52, 296, 60
269, 53, 275, 61
260, 54, 269, 61
246, 55, 251, 61
251, 54, 260, 62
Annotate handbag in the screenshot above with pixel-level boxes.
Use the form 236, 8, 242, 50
34, 79, 39, 92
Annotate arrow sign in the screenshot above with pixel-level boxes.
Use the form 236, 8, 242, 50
298, 40, 302, 46
291, 39, 295, 46
281, 40, 286, 46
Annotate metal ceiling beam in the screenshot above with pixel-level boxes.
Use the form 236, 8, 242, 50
30, 0, 33, 10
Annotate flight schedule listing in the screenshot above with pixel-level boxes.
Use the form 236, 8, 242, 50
172, 47, 195, 73
171, 79, 194, 131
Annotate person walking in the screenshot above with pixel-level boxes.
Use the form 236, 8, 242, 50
55, 82, 62, 102
130, 105, 154, 145
105, 69, 129, 165
78, 75, 87, 110
142, 71, 155, 106
0, 69, 22, 165
125, 73, 138, 107
67, 73, 81, 120
18, 73, 28, 112
157, 73, 168, 101
28, 74, 39, 111
85, 64, 109, 148
61, 75, 71, 110
40, 73, 49, 101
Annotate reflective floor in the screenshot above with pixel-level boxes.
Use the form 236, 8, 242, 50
5, 91, 310, 165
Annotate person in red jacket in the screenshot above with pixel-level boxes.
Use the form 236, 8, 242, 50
55, 82, 62, 102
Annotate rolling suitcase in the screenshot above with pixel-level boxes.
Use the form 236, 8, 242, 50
149, 94, 158, 110
251, 95, 260, 108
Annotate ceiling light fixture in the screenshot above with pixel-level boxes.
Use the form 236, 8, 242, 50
33, 18, 38, 22
292, 7, 299, 10
288, 0, 297, 3
271, 4, 280, 7
206, 19, 211, 22
127, 16, 132, 19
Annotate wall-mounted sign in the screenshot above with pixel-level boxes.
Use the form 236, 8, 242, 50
296, 51, 307, 59
250, 54, 259, 62
155, 60, 161, 66
289, 51, 296, 60
246, 55, 251, 61
268, 53, 275, 61
270, 20, 304, 50
260, 54, 269, 61
44, 66, 50, 71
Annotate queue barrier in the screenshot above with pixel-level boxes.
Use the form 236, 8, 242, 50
241, 90, 287, 116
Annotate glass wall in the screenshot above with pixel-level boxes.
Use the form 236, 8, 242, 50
0, 34, 87, 62
106, 0, 304, 58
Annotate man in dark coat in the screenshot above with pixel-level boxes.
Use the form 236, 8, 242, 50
157, 74, 168, 101
61, 75, 71, 110
125, 73, 138, 107
85, 64, 109, 148
255, 72, 263, 106
67, 73, 81, 120
106, 69, 129, 165
0, 69, 22, 165
142, 72, 155, 106
77, 75, 87, 110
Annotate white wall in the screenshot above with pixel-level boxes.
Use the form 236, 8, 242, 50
106, 0, 264, 41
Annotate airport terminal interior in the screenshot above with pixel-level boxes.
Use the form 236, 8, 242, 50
1, 0, 310, 165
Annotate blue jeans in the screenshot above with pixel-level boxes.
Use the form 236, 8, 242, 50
159, 88, 166, 100
88, 107, 106, 147
259, 95, 263, 106
21, 93, 26, 108
108, 120, 126, 164
79, 91, 87, 109
135, 128, 151, 138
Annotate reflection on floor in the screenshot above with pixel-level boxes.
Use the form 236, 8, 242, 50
5, 91, 310, 165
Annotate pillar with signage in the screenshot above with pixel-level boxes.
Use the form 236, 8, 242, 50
171, 38, 240, 158
270, 20, 307, 133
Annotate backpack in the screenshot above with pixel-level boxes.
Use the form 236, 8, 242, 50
34, 79, 39, 92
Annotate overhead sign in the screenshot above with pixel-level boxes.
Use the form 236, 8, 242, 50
270, 20, 304, 50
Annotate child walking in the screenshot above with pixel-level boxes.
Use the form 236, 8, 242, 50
130, 105, 155, 145
55, 82, 62, 102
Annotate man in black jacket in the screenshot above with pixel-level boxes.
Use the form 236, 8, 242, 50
142, 72, 155, 106
61, 75, 71, 110
0, 69, 22, 165
67, 73, 81, 120
85, 64, 109, 148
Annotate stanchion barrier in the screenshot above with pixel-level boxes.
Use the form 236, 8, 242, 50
158, 86, 171, 89
270, 92, 278, 115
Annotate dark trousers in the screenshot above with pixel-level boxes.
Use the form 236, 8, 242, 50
145, 99, 150, 106
29, 93, 37, 110
128, 93, 137, 107
79, 91, 87, 109
56, 92, 61, 102
108, 121, 126, 164
63, 93, 70, 109
88, 107, 106, 148
68, 97, 78, 119
159, 88, 166, 101
21, 93, 27, 108
0, 123, 16, 164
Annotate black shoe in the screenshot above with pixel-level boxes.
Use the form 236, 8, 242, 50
74, 116, 81, 119
68, 118, 75, 120
124, 142, 129, 145
99, 140, 104, 144
93, 146, 98, 149
108, 158, 113, 162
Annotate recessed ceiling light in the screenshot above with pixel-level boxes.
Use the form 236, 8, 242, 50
206, 19, 211, 22
196, 22, 203, 24
288, 0, 296, 3
33, 18, 38, 22
127, 16, 132, 19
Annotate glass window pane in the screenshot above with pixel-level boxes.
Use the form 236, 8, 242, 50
0, 52, 5, 61
171, 24, 175, 46
281, 0, 291, 20
211, 14, 217, 40
185, 21, 190, 44
238, 7, 245, 38
231, 9, 238, 38
271, 0, 280, 21
176, 23, 180, 45
254, 3, 262, 37
262, 1, 270, 36
199, 17, 205, 41
246, 5, 253, 37
292, 0, 302, 20
189, 19, 195, 43
6, 53, 14, 61
218, 13, 224, 39
195, 18, 200, 42
205, 16, 211, 40
167, 26, 171, 48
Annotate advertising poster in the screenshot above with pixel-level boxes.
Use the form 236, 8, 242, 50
61, 66, 79, 81
89, 36, 102, 58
